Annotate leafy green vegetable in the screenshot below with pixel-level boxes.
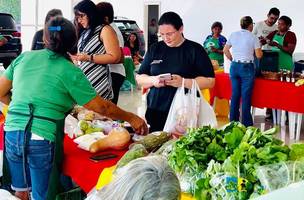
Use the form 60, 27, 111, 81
224, 127, 244, 149
167, 122, 300, 200
289, 143, 304, 161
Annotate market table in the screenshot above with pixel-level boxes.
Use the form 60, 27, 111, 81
211, 72, 304, 140
62, 135, 127, 193
63, 136, 195, 199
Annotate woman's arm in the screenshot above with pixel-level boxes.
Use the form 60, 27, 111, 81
211, 46, 223, 54
0, 76, 12, 105
83, 96, 148, 135
255, 48, 263, 59
135, 51, 143, 60
269, 41, 296, 55
136, 74, 165, 88
223, 44, 233, 61
165, 75, 215, 89
75, 25, 121, 64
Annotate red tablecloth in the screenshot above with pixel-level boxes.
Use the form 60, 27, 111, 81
62, 135, 127, 193
211, 73, 304, 113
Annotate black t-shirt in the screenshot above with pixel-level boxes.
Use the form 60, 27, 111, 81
31, 29, 44, 50
138, 39, 214, 112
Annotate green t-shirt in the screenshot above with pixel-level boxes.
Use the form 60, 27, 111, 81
204, 37, 224, 65
4, 49, 97, 141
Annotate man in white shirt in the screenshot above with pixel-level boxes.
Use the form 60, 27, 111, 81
223, 16, 263, 127
253, 7, 280, 50
253, 8, 280, 120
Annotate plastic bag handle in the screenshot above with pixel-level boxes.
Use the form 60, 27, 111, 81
191, 79, 204, 99
181, 78, 185, 90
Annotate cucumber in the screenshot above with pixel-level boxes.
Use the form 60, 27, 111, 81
139, 131, 171, 152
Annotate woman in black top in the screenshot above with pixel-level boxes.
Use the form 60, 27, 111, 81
125, 33, 143, 65
136, 12, 215, 132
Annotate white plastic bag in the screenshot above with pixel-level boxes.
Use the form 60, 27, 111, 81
64, 114, 83, 138
0, 189, 20, 200
163, 79, 217, 135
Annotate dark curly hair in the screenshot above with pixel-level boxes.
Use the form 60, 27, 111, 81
74, 0, 99, 49
279, 15, 292, 27
211, 21, 223, 30
96, 2, 114, 24
44, 16, 77, 60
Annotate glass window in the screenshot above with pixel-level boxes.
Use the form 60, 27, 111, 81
38, 0, 73, 26
20, 0, 73, 51
21, 0, 36, 25
21, 26, 36, 51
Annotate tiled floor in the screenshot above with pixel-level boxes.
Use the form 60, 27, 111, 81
117, 89, 304, 143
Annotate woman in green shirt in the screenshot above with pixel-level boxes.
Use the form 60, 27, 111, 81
261, 16, 297, 70
203, 22, 227, 68
0, 17, 147, 200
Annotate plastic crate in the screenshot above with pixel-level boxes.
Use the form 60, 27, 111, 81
259, 50, 279, 72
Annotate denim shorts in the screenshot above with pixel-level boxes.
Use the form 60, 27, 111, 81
5, 130, 54, 200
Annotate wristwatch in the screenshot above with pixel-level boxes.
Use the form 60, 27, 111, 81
90, 54, 94, 62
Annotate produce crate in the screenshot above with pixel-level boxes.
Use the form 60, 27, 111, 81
259, 50, 279, 72
261, 71, 280, 80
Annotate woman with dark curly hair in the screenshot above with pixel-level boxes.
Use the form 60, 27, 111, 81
125, 33, 143, 65
71, 0, 122, 100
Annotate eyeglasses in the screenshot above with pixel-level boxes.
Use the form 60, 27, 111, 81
158, 30, 178, 38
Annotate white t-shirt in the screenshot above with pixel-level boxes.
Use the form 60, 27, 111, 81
227, 29, 261, 62
109, 22, 125, 76
253, 21, 277, 50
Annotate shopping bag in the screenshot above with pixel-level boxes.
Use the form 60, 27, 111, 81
195, 81, 217, 128
163, 79, 217, 135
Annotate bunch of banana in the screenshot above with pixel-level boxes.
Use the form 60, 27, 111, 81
295, 79, 304, 87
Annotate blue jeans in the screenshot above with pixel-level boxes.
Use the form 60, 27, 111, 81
5, 130, 54, 200
229, 62, 255, 126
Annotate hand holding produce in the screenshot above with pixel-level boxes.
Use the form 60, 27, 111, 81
127, 114, 148, 135
89, 127, 131, 153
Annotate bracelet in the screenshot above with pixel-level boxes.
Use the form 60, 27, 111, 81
90, 54, 94, 62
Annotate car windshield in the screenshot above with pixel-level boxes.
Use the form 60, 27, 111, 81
115, 21, 140, 31
0, 15, 16, 30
